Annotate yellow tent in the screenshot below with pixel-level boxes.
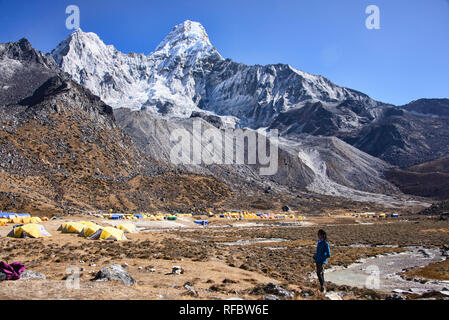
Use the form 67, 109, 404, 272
9, 217, 19, 224
8, 224, 51, 238
79, 221, 97, 227
79, 224, 102, 237
116, 223, 137, 233
58, 222, 85, 234
9, 217, 31, 224
30, 217, 42, 224
88, 226, 127, 241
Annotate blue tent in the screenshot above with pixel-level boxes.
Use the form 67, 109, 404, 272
16, 213, 31, 217
194, 220, 208, 226
0, 212, 16, 218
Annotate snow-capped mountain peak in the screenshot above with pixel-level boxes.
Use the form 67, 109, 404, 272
50, 21, 224, 116
51, 20, 381, 129
52, 28, 113, 66
155, 20, 213, 53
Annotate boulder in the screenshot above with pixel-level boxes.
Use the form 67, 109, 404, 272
251, 283, 294, 299
418, 249, 432, 258
20, 270, 46, 280
441, 247, 449, 257
300, 289, 314, 298
325, 292, 343, 300
145, 266, 156, 272
386, 293, 406, 300
263, 295, 280, 300
184, 284, 198, 297
91, 264, 136, 286
172, 266, 184, 275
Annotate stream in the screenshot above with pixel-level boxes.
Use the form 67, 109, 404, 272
325, 246, 449, 294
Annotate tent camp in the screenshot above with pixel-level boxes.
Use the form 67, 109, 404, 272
58, 222, 85, 234
115, 223, 137, 233
88, 227, 127, 241
7, 224, 51, 238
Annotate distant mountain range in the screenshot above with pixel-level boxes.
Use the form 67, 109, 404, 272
1, 20, 447, 214
51, 21, 449, 169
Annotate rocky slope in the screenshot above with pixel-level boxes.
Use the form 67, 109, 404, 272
386, 156, 449, 200
0, 38, 60, 106
348, 102, 449, 167
0, 39, 232, 215
402, 99, 449, 117
114, 107, 407, 205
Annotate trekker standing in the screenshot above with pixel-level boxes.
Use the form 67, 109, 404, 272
313, 229, 331, 292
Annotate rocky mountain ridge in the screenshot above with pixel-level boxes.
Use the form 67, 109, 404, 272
51, 21, 449, 170
0, 39, 233, 215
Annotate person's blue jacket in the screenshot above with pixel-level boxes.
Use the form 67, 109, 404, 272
314, 239, 331, 264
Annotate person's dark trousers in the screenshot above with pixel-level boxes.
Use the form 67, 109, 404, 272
316, 263, 325, 291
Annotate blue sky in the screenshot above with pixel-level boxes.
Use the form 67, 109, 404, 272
0, 0, 448, 105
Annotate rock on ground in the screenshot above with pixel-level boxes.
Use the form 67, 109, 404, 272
20, 270, 46, 280
386, 293, 407, 300
91, 264, 136, 286
263, 295, 280, 300
251, 283, 294, 299
325, 292, 343, 300
184, 284, 198, 297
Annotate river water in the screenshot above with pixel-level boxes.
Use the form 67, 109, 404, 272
325, 246, 449, 294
